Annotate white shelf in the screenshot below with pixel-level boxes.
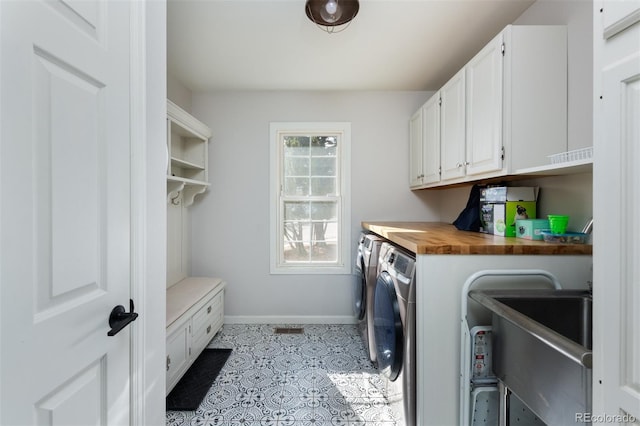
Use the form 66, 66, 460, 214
166, 100, 211, 206
513, 158, 593, 177
171, 157, 205, 170
167, 175, 210, 207
167, 175, 210, 186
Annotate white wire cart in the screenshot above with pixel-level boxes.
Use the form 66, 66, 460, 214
459, 270, 560, 426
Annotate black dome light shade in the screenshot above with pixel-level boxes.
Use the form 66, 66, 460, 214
305, 0, 359, 31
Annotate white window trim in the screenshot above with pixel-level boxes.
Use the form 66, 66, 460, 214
270, 122, 351, 275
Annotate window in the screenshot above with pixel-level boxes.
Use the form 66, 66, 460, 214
270, 122, 351, 274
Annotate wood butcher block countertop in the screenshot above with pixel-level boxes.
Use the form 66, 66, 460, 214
362, 222, 593, 255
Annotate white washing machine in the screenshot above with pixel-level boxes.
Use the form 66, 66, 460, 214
374, 242, 416, 426
354, 231, 384, 365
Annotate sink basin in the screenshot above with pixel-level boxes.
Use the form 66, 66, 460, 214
468, 289, 592, 425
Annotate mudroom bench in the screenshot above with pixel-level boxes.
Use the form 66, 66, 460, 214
166, 277, 225, 394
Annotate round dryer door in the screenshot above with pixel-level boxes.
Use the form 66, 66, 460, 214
373, 271, 404, 381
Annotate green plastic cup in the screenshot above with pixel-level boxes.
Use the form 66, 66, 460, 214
548, 215, 569, 234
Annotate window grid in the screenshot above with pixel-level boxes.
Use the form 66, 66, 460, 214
271, 124, 350, 273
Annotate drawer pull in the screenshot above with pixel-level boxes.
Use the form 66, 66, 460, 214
207, 306, 212, 314
166, 355, 171, 372
207, 325, 212, 334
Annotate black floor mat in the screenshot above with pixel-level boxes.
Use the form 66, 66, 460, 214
166, 348, 232, 411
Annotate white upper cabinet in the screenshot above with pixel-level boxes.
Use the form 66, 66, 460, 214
422, 93, 442, 185
410, 25, 569, 189
465, 31, 503, 177
409, 69, 465, 189
502, 25, 568, 174
409, 107, 425, 188
440, 68, 467, 182
409, 95, 441, 188
467, 25, 569, 178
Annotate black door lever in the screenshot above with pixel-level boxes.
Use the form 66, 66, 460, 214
107, 299, 139, 336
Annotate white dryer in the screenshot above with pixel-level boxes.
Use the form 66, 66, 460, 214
354, 232, 384, 366
374, 242, 416, 426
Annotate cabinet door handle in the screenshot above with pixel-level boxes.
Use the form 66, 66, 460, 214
166, 355, 171, 371
207, 306, 212, 314
207, 325, 212, 334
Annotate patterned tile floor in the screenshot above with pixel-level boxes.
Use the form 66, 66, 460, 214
166, 324, 401, 426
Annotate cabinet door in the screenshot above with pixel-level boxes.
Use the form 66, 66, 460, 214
166, 323, 191, 393
422, 94, 441, 185
409, 108, 424, 188
440, 69, 466, 181
465, 31, 504, 177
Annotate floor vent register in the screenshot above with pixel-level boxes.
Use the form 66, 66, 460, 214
273, 327, 304, 334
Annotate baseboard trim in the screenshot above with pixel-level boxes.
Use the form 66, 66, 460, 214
224, 315, 357, 325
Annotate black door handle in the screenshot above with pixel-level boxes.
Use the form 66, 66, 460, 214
107, 299, 139, 336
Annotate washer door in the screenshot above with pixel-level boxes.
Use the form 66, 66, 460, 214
374, 271, 403, 381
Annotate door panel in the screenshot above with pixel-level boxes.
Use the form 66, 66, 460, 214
465, 32, 503, 176
440, 69, 466, 181
44, 0, 104, 41
34, 47, 105, 315
35, 359, 106, 426
603, 0, 640, 39
1, 1, 132, 424
422, 93, 441, 185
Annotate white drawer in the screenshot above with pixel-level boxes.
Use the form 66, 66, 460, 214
191, 291, 223, 354
192, 291, 222, 334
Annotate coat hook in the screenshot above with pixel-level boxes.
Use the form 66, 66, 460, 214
170, 192, 181, 205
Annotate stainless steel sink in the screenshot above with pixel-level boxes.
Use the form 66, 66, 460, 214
468, 289, 592, 425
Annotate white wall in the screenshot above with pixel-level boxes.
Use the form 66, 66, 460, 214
167, 72, 192, 113
190, 91, 438, 321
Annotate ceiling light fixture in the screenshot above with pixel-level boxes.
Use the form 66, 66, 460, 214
305, 0, 359, 34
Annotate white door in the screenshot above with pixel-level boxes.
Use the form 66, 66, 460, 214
465, 31, 503, 177
440, 68, 466, 182
594, 2, 640, 422
0, 1, 133, 425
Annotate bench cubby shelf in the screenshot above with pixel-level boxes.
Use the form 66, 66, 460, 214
167, 100, 212, 206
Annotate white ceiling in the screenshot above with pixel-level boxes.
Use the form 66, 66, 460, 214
167, 0, 536, 92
